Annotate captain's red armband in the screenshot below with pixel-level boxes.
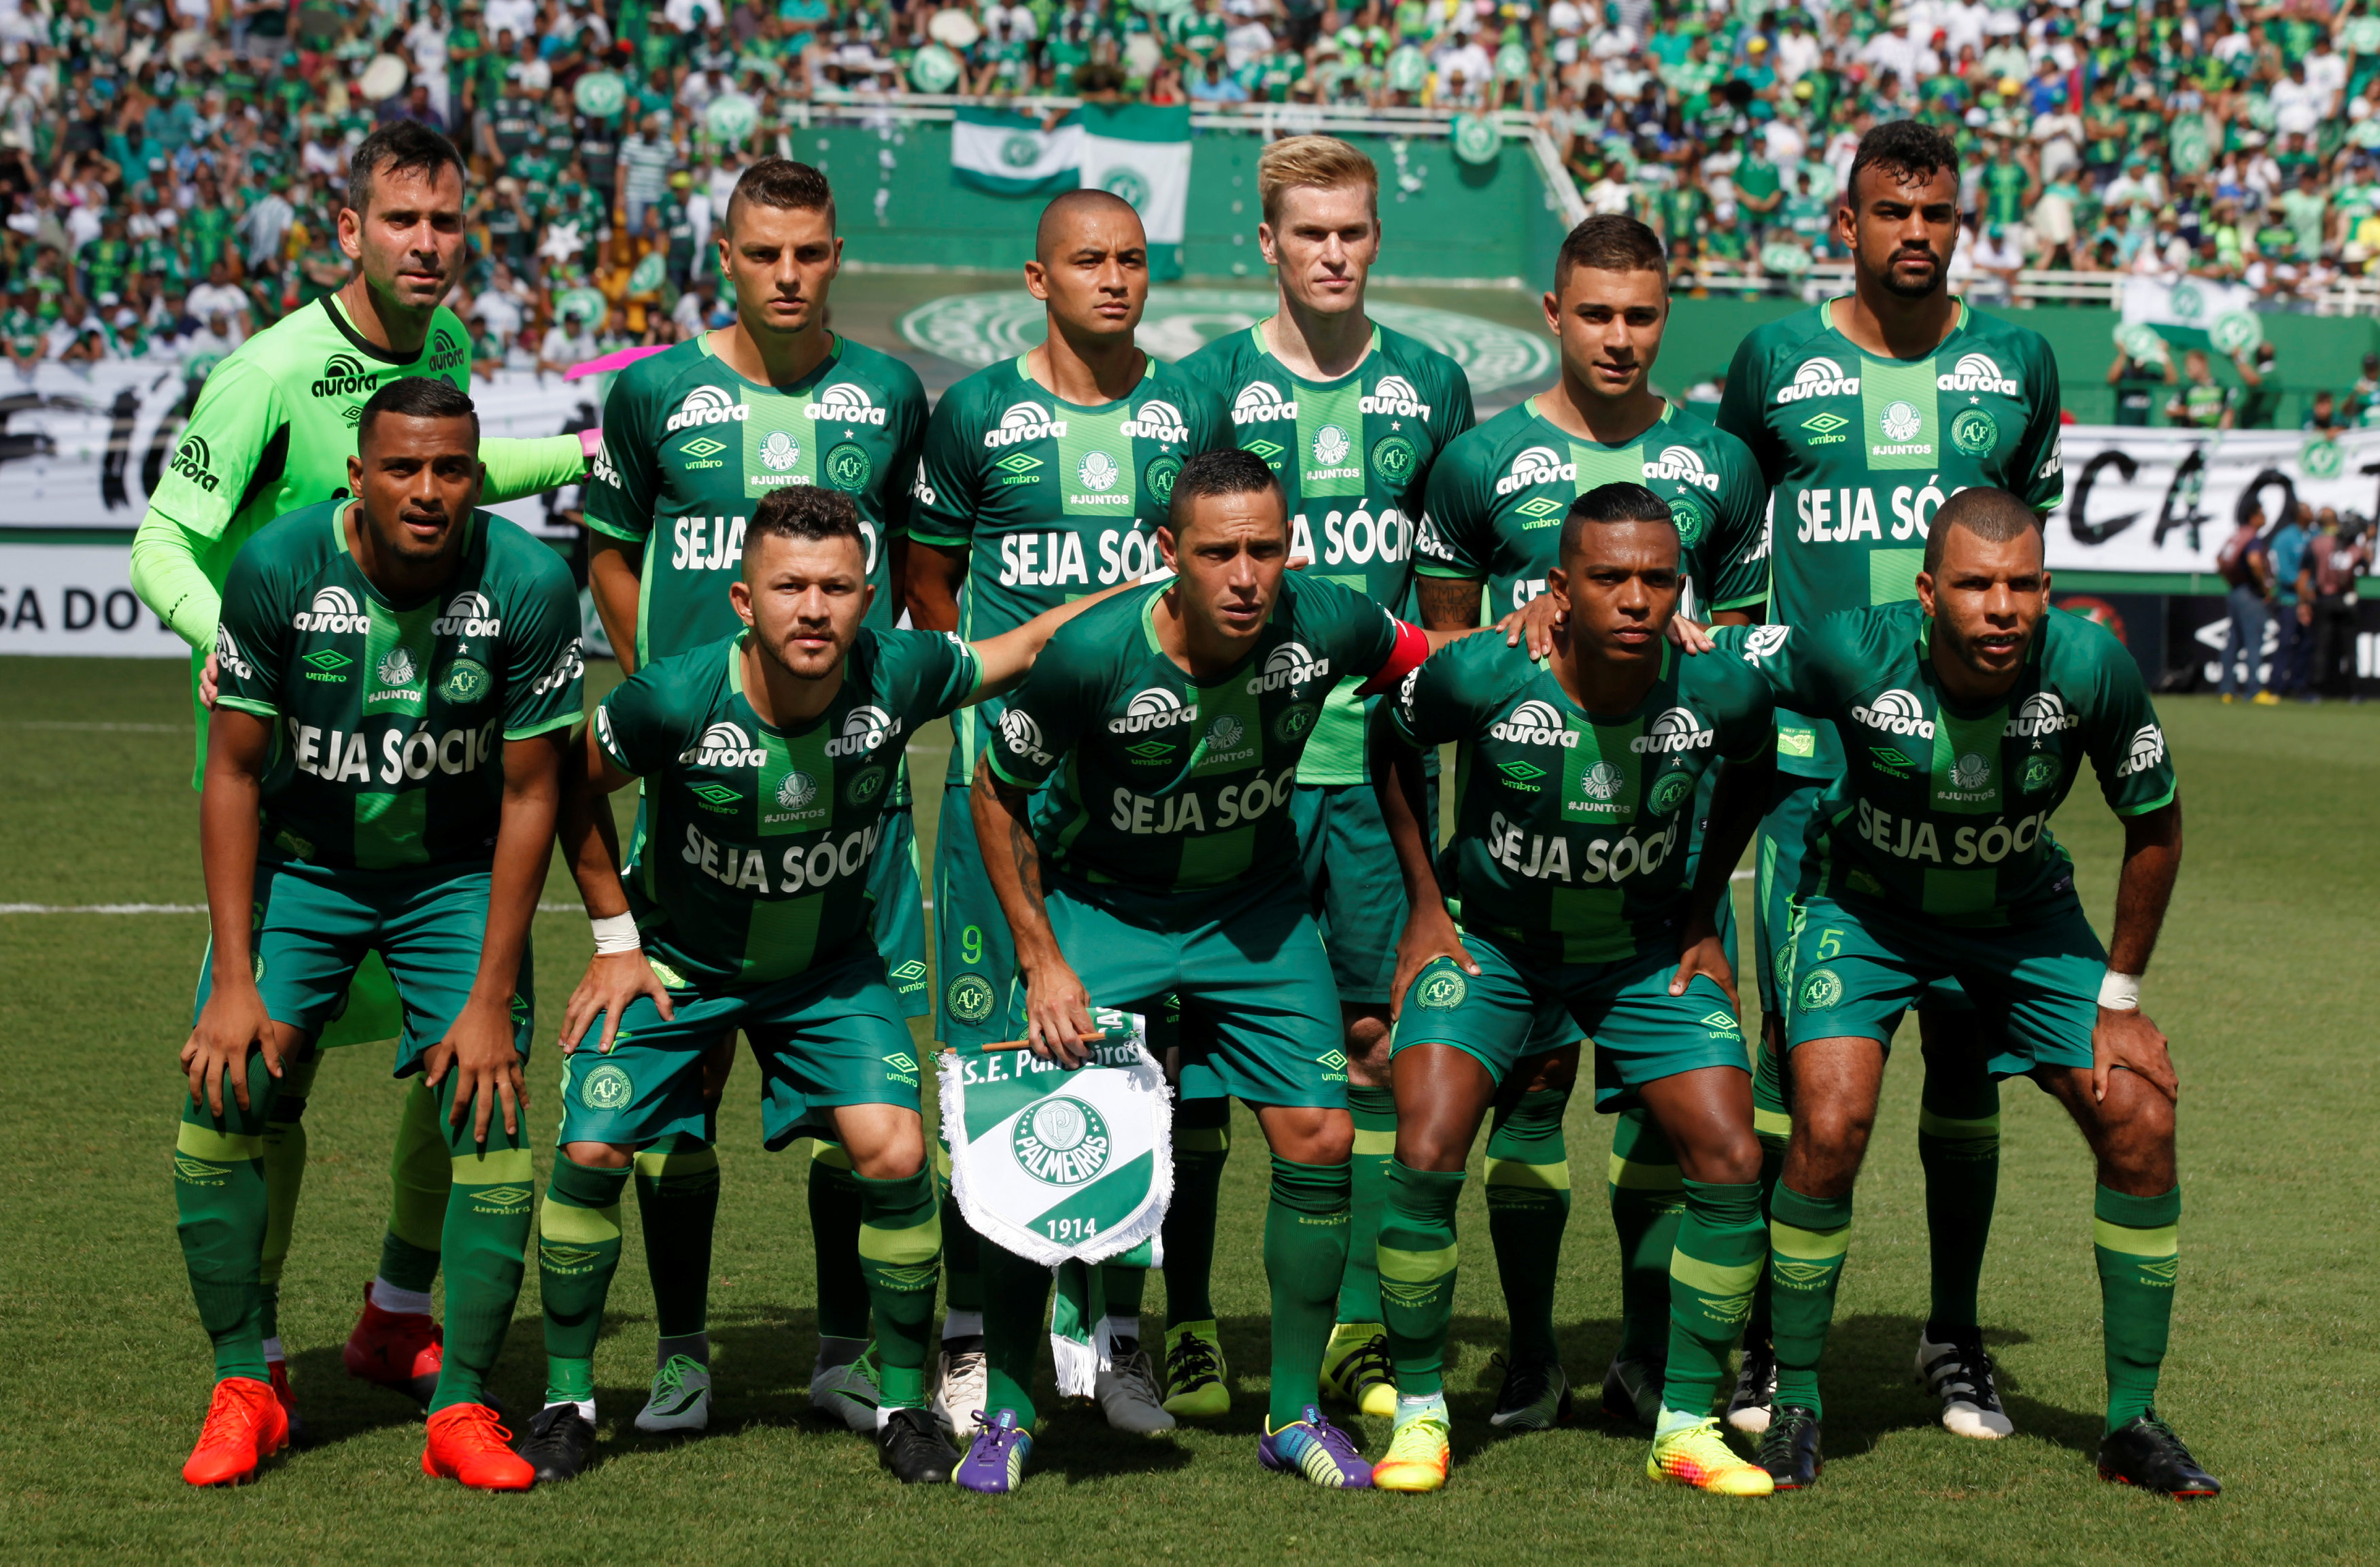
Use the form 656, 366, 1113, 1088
1355, 617, 1430, 699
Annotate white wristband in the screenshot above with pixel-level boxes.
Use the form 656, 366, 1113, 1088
591, 912, 641, 956
2098, 970, 2142, 1011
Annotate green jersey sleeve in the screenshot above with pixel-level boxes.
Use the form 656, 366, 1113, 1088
1712, 332, 1782, 475
884, 627, 986, 725
908, 383, 983, 550
1416, 426, 1495, 579
146, 353, 292, 541
1705, 430, 1772, 613
594, 657, 699, 776
1387, 634, 1512, 750
586, 356, 663, 543
1308, 572, 1403, 678
881, 368, 930, 543
1712, 619, 1844, 714
211, 543, 294, 718
2079, 628, 2175, 815
496, 538, 587, 740
2008, 334, 2066, 514
983, 617, 1098, 789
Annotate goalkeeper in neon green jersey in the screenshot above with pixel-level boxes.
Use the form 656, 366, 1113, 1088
129, 121, 592, 1431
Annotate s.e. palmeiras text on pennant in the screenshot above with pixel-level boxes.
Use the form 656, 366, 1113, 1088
938, 1009, 1174, 1268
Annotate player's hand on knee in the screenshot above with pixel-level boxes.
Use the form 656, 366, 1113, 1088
1021, 958, 1097, 1068
1670, 916, 1738, 1011
429, 997, 529, 1141
1665, 615, 1715, 655
1497, 590, 1568, 658
1389, 899, 1476, 1020
2092, 1007, 2178, 1105
182, 995, 279, 1116
558, 952, 674, 1056
199, 651, 220, 709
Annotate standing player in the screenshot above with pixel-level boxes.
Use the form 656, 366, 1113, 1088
1369, 482, 1776, 1497
130, 121, 594, 1430
174, 378, 581, 1491
1699, 489, 2217, 1498
519, 487, 1121, 1485
583, 157, 931, 1437
1176, 134, 1474, 1422
1414, 214, 1768, 1430
903, 189, 1229, 1436
1713, 120, 2064, 1441
959, 449, 1437, 1494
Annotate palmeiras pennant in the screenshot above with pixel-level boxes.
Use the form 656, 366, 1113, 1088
938, 1009, 1173, 1268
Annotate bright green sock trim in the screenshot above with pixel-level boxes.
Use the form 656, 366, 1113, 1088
177, 1122, 265, 1163
1378, 1160, 1464, 1400
636, 1132, 720, 1342
2094, 1184, 2180, 1431
1916, 1109, 2002, 1140
1339, 1086, 1396, 1324
1265, 1157, 1351, 1426
1752, 1107, 1793, 1139
1605, 1107, 1679, 1362
1765, 1185, 1850, 1417
383, 1079, 449, 1259
1664, 1179, 1767, 1419
1489, 1156, 1571, 1190
1771, 1219, 1852, 1261
636, 1143, 721, 1179
855, 1167, 940, 1409
450, 1147, 534, 1185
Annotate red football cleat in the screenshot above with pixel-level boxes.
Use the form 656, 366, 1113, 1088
343, 1284, 444, 1407
267, 1358, 307, 1445
182, 1376, 290, 1487
422, 1404, 534, 1492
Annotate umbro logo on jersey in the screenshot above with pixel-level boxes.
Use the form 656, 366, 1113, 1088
434, 590, 500, 638
170, 435, 219, 492
1644, 445, 1721, 492
292, 585, 367, 634
1631, 706, 1714, 753
1773, 356, 1859, 404
804, 381, 889, 426
1851, 688, 1934, 739
1937, 352, 2020, 395
1121, 399, 1189, 441
1359, 375, 1432, 419
666, 385, 748, 432
1246, 640, 1328, 695
1489, 698, 1576, 748
310, 352, 379, 400
214, 626, 252, 681
826, 703, 903, 758
1000, 707, 1053, 767
1231, 382, 1297, 424
2005, 691, 2081, 738
985, 400, 1067, 448
1493, 445, 1574, 497
1108, 686, 1202, 735
681, 721, 767, 768
2115, 723, 2166, 778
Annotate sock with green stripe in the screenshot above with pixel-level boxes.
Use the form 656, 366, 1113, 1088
935, 1136, 985, 1339
809, 1139, 871, 1341
980, 1239, 1051, 1429
540, 1154, 630, 1412
1337, 1084, 1397, 1326
1606, 1106, 1685, 1364
1918, 1044, 1999, 1333
2095, 1184, 2180, 1432
1662, 1179, 1767, 1418
1264, 1156, 1351, 1427
1377, 1159, 1465, 1400
1486, 1086, 1573, 1365
257, 1048, 321, 1348
376, 1076, 447, 1296
1163, 1095, 1231, 1326
634, 1135, 719, 1357
855, 1165, 942, 1411
174, 1073, 281, 1384
1766, 1184, 1852, 1417
1744, 1037, 1792, 1355
426, 1073, 537, 1415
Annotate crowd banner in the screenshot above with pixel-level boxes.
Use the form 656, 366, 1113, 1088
2039, 425, 2380, 574
950, 106, 1085, 195
2118, 276, 2263, 353
1074, 103, 1193, 279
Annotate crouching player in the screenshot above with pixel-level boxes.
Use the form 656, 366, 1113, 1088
175, 377, 582, 1489
1368, 481, 1778, 1496
528, 485, 1127, 1486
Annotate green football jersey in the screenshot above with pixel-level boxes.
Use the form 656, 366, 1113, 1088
1389, 633, 1772, 963
595, 629, 982, 986
1180, 320, 1476, 784
1714, 298, 2064, 776
1416, 396, 1770, 623
1716, 602, 2176, 925
585, 332, 928, 665
910, 353, 1231, 789
211, 501, 584, 871
987, 574, 1401, 895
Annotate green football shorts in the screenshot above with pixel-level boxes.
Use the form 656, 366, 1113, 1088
1015, 874, 1346, 1110
558, 940, 921, 1152
1782, 890, 2103, 1077
1391, 931, 1749, 1113
872, 805, 930, 1020
1293, 778, 1435, 1008
936, 780, 1023, 1049
1757, 772, 1967, 1019
190, 857, 533, 1074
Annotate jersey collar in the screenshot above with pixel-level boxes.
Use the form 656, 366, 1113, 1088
1525, 393, 1673, 448
726, 630, 853, 737
321, 293, 437, 366
1248, 318, 1382, 390
1818, 294, 1970, 363
699, 328, 843, 394
1015, 349, 1155, 413
1536, 636, 1673, 722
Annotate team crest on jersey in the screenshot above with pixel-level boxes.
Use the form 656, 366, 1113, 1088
441, 659, 490, 703
1950, 407, 1998, 457
1121, 399, 1189, 441
1631, 706, 1714, 754
760, 430, 802, 472
1312, 424, 1353, 468
828, 704, 903, 759
1948, 753, 1992, 793
1490, 698, 1576, 748
1001, 707, 1053, 767
2005, 692, 2080, 738
681, 721, 768, 768
1144, 453, 1183, 503
946, 972, 996, 1024
434, 591, 500, 638
666, 385, 747, 432
1937, 353, 2019, 396
1879, 400, 1924, 443
826, 443, 872, 490
292, 585, 367, 634
1108, 687, 1201, 736
373, 647, 420, 700
1667, 496, 1706, 545
1774, 356, 1858, 404
1579, 761, 1627, 801
1359, 375, 1432, 419
1231, 381, 1297, 425
1648, 769, 1694, 816
804, 381, 889, 426
2021, 753, 2062, 793
985, 400, 1066, 447
1851, 689, 1933, 739
1204, 713, 1248, 762
846, 768, 887, 806
1494, 445, 1574, 497
1644, 445, 1722, 492
1247, 641, 1329, 695
1371, 433, 1416, 485
1273, 703, 1319, 742
775, 771, 820, 810
2115, 724, 2166, 778
1075, 449, 1123, 496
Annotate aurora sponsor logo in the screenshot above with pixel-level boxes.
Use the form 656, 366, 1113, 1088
1246, 640, 1327, 694
1000, 707, 1053, 767
984, 399, 1066, 447
292, 585, 367, 634
169, 434, 219, 491
1937, 351, 2019, 396
1773, 356, 1858, 404
2005, 691, 2081, 738
2115, 723, 2167, 778
803, 381, 889, 426
1231, 381, 1297, 425
1850, 688, 1933, 739
1630, 706, 1714, 753
1359, 374, 1432, 419
1739, 625, 1789, 664
666, 385, 748, 432
433, 589, 500, 638
680, 721, 767, 768
826, 703, 902, 759
530, 640, 583, 697
1493, 444, 1573, 497
590, 438, 619, 487
309, 351, 379, 399
1108, 686, 1202, 735
214, 625, 252, 681
1120, 398, 1189, 441
1489, 698, 1576, 748
1644, 445, 1721, 492
426, 327, 466, 375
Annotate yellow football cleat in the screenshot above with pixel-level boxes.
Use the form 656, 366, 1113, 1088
1372, 1413, 1450, 1493
1321, 1322, 1398, 1419
1161, 1319, 1229, 1419
1648, 1416, 1775, 1497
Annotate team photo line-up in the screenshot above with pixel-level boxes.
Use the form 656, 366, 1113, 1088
155, 109, 2217, 1502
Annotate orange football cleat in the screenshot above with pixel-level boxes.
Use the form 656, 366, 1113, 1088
343, 1284, 444, 1406
422, 1404, 534, 1492
183, 1376, 290, 1487
267, 1358, 307, 1445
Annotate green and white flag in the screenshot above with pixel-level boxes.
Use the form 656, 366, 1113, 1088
2121, 275, 2260, 350
938, 1008, 1174, 1270
951, 106, 1085, 195
1076, 103, 1193, 279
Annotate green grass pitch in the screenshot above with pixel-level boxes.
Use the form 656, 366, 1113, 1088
3, 654, 2374, 1564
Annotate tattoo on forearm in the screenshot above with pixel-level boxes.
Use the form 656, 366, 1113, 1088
1007, 814, 1042, 900
1416, 574, 1484, 631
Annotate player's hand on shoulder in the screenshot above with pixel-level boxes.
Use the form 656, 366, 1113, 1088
1389, 895, 1476, 1021
1498, 591, 1566, 657
200, 651, 220, 709
559, 950, 676, 1057
1666, 615, 1715, 655
2091, 1007, 2179, 1105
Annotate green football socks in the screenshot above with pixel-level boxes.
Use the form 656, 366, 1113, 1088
1486, 1086, 1574, 1366
1263, 1156, 1351, 1428
175, 1073, 278, 1384
809, 1139, 871, 1341
981, 1241, 1052, 1428
430, 1071, 537, 1415
1162, 1095, 1231, 1327
854, 1166, 942, 1411
375, 1076, 448, 1296
1376, 1159, 1465, 1400
934, 1135, 984, 1338
1338, 1084, 1397, 1325
2094, 1184, 2179, 1432
1606, 1105, 1685, 1365
634, 1136, 719, 1351
1662, 1179, 1766, 1418
256, 1048, 321, 1346
1917, 1045, 1999, 1332
1766, 1184, 1852, 1417
1744, 1036, 1793, 1356
540, 1153, 630, 1410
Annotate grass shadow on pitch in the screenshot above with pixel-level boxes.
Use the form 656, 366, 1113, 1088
1778, 1314, 2096, 1462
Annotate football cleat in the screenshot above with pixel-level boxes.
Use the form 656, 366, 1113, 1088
1915, 1326, 2014, 1439
1259, 1406, 1374, 1489
182, 1376, 289, 1487
955, 1408, 1033, 1494
1161, 1319, 1229, 1419
931, 1341, 989, 1439
1757, 1403, 1823, 1490
1321, 1322, 1398, 1419
420, 1403, 534, 1491
2097, 1413, 2221, 1498
878, 1407, 961, 1485
266, 1358, 307, 1446
343, 1284, 443, 1407
515, 1405, 596, 1483
811, 1343, 881, 1434
1648, 1416, 1775, 1497
1599, 1351, 1662, 1428
1095, 1338, 1176, 1433
635, 1354, 713, 1434
1371, 1413, 1451, 1493
1726, 1340, 1778, 1434
1490, 1353, 1572, 1431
